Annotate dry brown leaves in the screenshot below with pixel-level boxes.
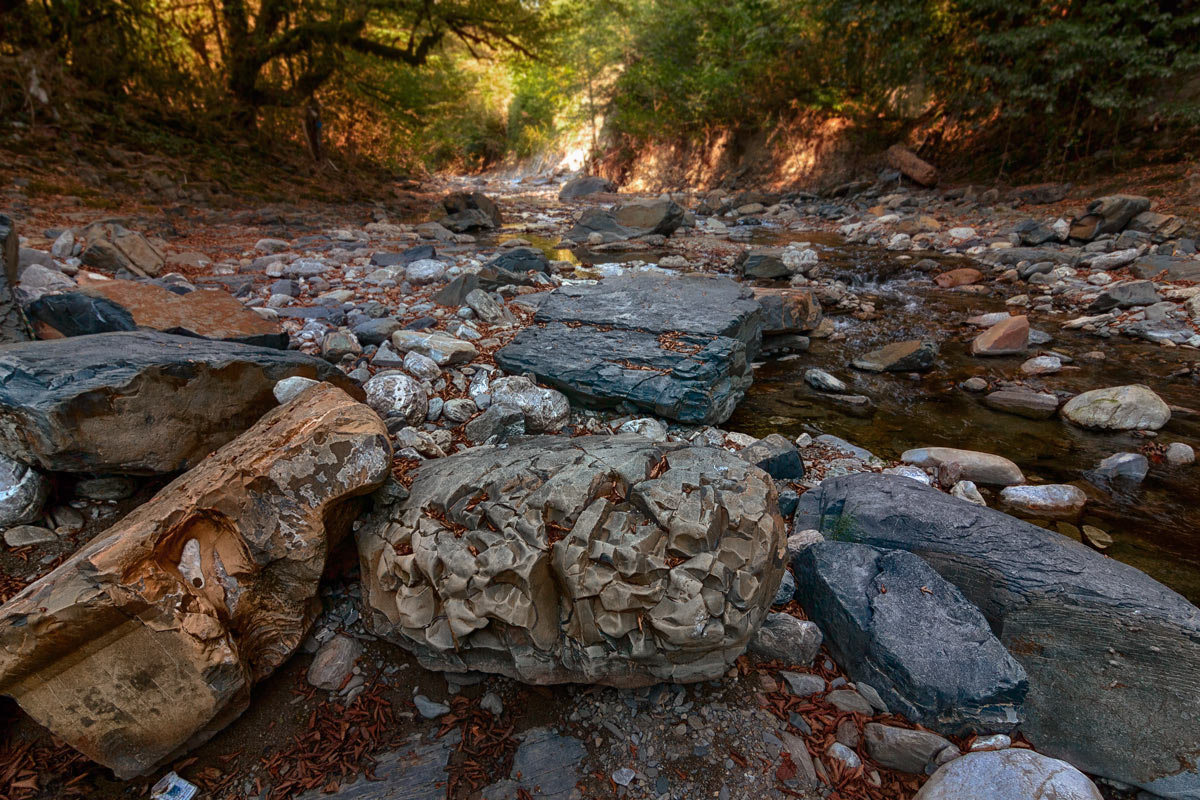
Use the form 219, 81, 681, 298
438, 695, 517, 799
0, 729, 101, 800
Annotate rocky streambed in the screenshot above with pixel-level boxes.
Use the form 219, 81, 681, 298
0, 168, 1197, 800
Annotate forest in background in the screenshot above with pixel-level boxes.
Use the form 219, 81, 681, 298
2, 0, 1199, 183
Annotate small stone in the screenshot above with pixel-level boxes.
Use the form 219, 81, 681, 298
364, 373, 428, 425
403, 350, 441, 382
970, 734, 1011, 751
950, 480, 987, 506
3, 524, 56, 547
998, 484, 1087, 521
1082, 525, 1113, 550
0, 454, 49, 528
773, 570, 796, 606
864, 724, 955, 773
307, 635, 362, 691
273, 376, 319, 404
1020, 355, 1062, 375
480, 692, 504, 716
1166, 443, 1195, 466
748, 613, 823, 666
612, 767, 636, 787
1093, 452, 1149, 483
780, 671, 826, 697
413, 695, 451, 719
961, 377, 988, 392
74, 476, 136, 501
825, 690, 874, 716
805, 368, 846, 393
827, 742, 862, 769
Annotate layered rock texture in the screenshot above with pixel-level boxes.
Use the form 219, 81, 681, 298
495, 274, 762, 425
357, 434, 785, 686
795, 473, 1200, 799
0, 331, 355, 473
0, 384, 391, 778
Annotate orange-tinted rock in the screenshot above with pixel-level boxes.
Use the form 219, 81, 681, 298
934, 268, 984, 289
970, 315, 1029, 356
0, 384, 391, 778
75, 275, 286, 348
886, 145, 939, 187
753, 287, 823, 334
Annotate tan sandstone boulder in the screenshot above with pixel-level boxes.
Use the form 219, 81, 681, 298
0, 383, 391, 778
357, 434, 786, 687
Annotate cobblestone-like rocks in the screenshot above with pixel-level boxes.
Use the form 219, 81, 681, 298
0, 384, 391, 778
1061, 384, 1171, 431
794, 542, 1027, 735
795, 473, 1200, 799
495, 274, 762, 425
0, 331, 357, 474
357, 434, 785, 686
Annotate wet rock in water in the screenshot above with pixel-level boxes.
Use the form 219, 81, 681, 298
1091, 452, 1150, 483
851, 340, 939, 373
961, 376, 988, 392
80, 222, 165, 277
434, 191, 502, 232
29, 276, 289, 348
794, 542, 1026, 735
914, 749, 1102, 800
1062, 384, 1170, 431
999, 484, 1087, 521
495, 274, 761, 425
901, 447, 1024, 486
489, 376, 570, 433
364, 373, 428, 426
1167, 442, 1196, 466
1019, 355, 1061, 376
389, 329, 477, 366
1069, 195, 1150, 241
485, 247, 550, 275
864, 723, 956, 774
748, 612, 823, 666
794, 473, 1200, 798
737, 249, 789, 279
1088, 280, 1161, 313
612, 197, 685, 237
307, 635, 363, 691
357, 434, 785, 685
0, 453, 49, 527
0, 331, 356, 474
983, 389, 1059, 420
738, 433, 804, 480
805, 368, 847, 394
970, 315, 1028, 356
559, 175, 616, 200
0, 384, 390, 778
934, 268, 983, 288
752, 288, 822, 334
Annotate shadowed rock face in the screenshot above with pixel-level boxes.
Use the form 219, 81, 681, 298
795, 473, 1200, 800
357, 434, 785, 686
0, 330, 358, 474
0, 384, 391, 779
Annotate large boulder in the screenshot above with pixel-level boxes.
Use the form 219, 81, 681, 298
900, 446, 1024, 486
1062, 384, 1170, 431
564, 198, 684, 243
357, 434, 785, 686
0, 384, 391, 778
752, 288, 822, 334
795, 473, 1200, 798
28, 276, 286, 348
0, 331, 357, 474
495, 274, 762, 425
915, 749, 1103, 800
0, 215, 28, 343
1069, 195, 1151, 241
0, 452, 49, 527
434, 191, 502, 232
559, 176, 616, 201
80, 222, 165, 277
794, 542, 1026, 735
886, 145, 939, 187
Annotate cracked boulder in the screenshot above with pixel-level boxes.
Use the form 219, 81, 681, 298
794, 541, 1027, 735
0, 331, 357, 474
794, 472, 1200, 799
0, 383, 391, 778
357, 434, 785, 686
495, 274, 762, 425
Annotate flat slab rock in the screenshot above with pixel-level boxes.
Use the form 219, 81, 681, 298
357, 434, 785, 686
794, 541, 1026, 735
795, 472, 1200, 799
0, 331, 356, 474
495, 274, 763, 425
27, 276, 287, 348
0, 384, 391, 778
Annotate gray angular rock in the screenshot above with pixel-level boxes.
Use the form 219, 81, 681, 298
738, 433, 804, 480
390, 330, 477, 366
794, 472, 1200, 798
914, 749, 1103, 800
364, 373, 428, 426
357, 434, 785, 685
495, 274, 762, 425
794, 541, 1027, 735
1070, 195, 1151, 240
307, 635, 362, 691
747, 612, 823, 666
485, 247, 550, 275
852, 340, 939, 373
489, 376, 570, 433
463, 404, 524, 443
1091, 451, 1150, 483
435, 192, 502, 232
1088, 280, 1161, 312
559, 176, 616, 201
0, 331, 356, 474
